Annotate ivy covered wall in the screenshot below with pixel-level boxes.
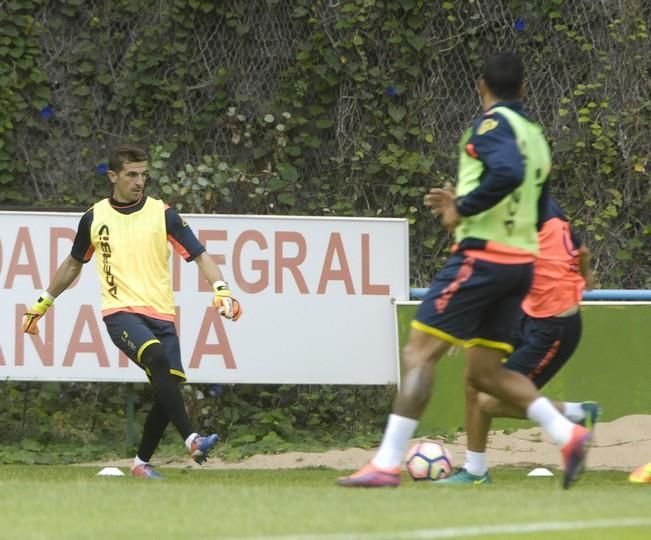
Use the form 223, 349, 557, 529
1, 0, 650, 287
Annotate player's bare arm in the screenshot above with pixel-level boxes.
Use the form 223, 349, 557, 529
194, 251, 226, 286
47, 255, 84, 297
22, 255, 83, 334
578, 245, 595, 291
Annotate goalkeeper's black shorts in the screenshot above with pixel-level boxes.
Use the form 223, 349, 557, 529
104, 311, 186, 381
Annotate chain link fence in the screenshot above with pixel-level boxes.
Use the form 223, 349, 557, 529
7, 0, 651, 285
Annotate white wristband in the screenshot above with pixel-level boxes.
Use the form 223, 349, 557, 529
212, 280, 228, 291
41, 290, 55, 302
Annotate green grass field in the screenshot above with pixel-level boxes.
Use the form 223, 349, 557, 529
1, 465, 650, 539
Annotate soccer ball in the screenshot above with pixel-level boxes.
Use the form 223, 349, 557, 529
405, 440, 453, 481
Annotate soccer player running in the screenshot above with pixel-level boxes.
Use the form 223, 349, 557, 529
437, 197, 600, 485
22, 144, 242, 479
337, 52, 591, 490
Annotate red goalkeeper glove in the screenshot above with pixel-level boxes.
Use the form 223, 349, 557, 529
22, 292, 54, 335
212, 280, 242, 321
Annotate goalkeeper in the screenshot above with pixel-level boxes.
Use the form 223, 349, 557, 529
23, 144, 242, 479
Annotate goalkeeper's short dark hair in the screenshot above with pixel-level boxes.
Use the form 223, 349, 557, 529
108, 144, 148, 173
481, 52, 525, 101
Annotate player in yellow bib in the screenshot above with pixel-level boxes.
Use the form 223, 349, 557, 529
338, 53, 591, 490
23, 144, 242, 479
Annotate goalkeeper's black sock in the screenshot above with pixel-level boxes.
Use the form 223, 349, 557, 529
137, 399, 169, 462
140, 343, 194, 441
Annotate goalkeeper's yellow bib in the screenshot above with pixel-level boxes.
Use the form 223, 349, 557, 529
91, 197, 175, 320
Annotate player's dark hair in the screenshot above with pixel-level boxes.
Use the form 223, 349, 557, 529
481, 52, 524, 100
108, 144, 148, 173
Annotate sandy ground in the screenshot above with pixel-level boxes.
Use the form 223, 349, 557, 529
86, 415, 651, 473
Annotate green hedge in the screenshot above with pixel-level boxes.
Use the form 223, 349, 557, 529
0, 381, 394, 462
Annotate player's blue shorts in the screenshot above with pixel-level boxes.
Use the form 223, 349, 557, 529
104, 311, 186, 381
412, 251, 533, 354
505, 311, 582, 388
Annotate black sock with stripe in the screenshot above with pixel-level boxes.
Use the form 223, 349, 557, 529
140, 343, 194, 442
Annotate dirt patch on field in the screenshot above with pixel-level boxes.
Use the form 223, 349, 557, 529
85, 414, 651, 473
